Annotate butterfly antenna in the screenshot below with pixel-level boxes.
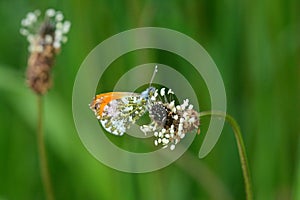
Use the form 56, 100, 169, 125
149, 65, 158, 87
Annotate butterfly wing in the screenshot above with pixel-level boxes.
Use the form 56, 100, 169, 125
90, 92, 148, 135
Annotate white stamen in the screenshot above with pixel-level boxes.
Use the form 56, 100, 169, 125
169, 100, 175, 108
172, 107, 177, 113
62, 36, 68, 43
45, 35, 53, 44
55, 30, 63, 39
34, 10, 41, 16
56, 22, 63, 30
170, 125, 175, 134
181, 99, 189, 109
189, 117, 195, 123
160, 88, 166, 96
27, 12, 37, 23
21, 19, 30, 27
183, 112, 188, 118
55, 12, 64, 21
180, 118, 184, 123
162, 138, 169, 144
170, 144, 176, 150
20, 28, 29, 36
46, 8, 56, 17
62, 21, 71, 33
158, 131, 163, 137
53, 41, 61, 49
178, 123, 183, 132
167, 89, 174, 94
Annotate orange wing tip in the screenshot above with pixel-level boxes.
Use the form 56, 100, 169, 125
89, 92, 132, 119
89, 96, 103, 118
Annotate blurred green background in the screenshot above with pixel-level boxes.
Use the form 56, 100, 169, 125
0, 0, 299, 199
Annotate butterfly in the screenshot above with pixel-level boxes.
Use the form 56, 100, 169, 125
89, 66, 158, 136
89, 66, 200, 150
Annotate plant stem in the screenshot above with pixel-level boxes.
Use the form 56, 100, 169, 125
199, 111, 253, 200
37, 95, 55, 200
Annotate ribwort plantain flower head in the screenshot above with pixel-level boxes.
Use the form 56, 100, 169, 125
20, 9, 71, 95
141, 87, 200, 150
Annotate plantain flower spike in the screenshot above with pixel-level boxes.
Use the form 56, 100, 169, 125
141, 87, 200, 150
20, 9, 71, 95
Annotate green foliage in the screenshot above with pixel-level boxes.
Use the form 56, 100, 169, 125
0, 0, 299, 199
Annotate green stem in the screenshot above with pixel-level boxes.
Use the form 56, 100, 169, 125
37, 95, 55, 200
199, 111, 253, 200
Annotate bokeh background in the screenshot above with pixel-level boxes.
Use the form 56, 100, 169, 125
0, 0, 299, 199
